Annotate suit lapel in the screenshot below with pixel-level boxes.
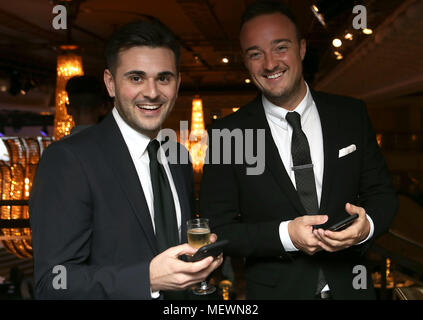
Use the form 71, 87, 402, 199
95, 113, 158, 253
245, 96, 306, 216
310, 90, 339, 215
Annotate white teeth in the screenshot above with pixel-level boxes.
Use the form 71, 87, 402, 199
266, 72, 284, 79
137, 104, 160, 110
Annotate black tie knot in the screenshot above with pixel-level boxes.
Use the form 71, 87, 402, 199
285, 111, 302, 130
147, 139, 160, 162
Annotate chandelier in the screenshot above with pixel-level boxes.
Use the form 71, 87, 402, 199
53, 51, 84, 140
0, 137, 53, 258
189, 96, 207, 173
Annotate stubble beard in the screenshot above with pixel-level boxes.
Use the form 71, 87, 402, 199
263, 73, 304, 109
114, 96, 171, 138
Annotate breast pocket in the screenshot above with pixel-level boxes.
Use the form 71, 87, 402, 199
335, 144, 361, 190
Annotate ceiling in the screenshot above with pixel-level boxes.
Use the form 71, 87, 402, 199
315, 0, 423, 102
0, 0, 418, 125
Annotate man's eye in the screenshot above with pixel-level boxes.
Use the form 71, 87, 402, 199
248, 52, 262, 60
130, 76, 142, 82
276, 46, 287, 52
158, 75, 170, 83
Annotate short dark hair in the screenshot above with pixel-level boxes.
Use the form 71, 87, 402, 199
65, 75, 104, 111
104, 19, 180, 75
241, 0, 302, 41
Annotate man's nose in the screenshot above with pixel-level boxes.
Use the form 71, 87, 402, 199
143, 79, 159, 100
263, 53, 279, 72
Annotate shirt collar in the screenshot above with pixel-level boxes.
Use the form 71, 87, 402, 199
262, 82, 313, 130
112, 107, 152, 159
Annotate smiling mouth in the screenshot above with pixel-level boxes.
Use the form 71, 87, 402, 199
136, 104, 162, 111
264, 70, 286, 80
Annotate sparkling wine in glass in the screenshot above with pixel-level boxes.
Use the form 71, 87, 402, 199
186, 218, 216, 295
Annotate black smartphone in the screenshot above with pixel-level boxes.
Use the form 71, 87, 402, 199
327, 214, 359, 231
190, 240, 229, 262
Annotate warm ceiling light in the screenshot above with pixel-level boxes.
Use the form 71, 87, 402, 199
344, 33, 353, 40
59, 44, 79, 51
54, 53, 84, 140
232, 107, 239, 112
332, 38, 342, 47
244, 78, 251, 84
362, 28, 373, 35
190, 96, 207, 173
310, 5, 326, 27
376, 134, 382, 147
222, 57, 229, 64
333, 51, 343, 60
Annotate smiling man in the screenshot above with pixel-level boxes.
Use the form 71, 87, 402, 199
30, 20, 222, 299
200, 1, 397, 299
240, 12, 306, 110
104, 45, 179, 138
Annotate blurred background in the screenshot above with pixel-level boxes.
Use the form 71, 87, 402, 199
0, 0, 422, 300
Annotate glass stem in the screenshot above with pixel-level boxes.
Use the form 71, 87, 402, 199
200, 281, 208, 290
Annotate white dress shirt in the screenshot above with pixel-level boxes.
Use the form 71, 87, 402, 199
112, 107, 182, 238
262, 83, 374, 253
112, 107, 182, 298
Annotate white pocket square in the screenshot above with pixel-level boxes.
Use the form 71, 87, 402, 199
338, 144, 356, 158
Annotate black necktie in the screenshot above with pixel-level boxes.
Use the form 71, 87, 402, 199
147, 139, 179, 252
285, 111, 319, 214
285, 111, 326, 295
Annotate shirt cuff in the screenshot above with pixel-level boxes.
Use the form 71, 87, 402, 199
279, 220, 299, 252
151, 289, 160, 299
356, 214, 374, 245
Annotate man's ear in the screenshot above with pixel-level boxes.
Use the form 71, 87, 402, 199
300, 39, 306, 61
104, 69, 115, 98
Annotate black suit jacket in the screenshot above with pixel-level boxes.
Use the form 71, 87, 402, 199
29, 113, 195, 299
200, 90, 398, 299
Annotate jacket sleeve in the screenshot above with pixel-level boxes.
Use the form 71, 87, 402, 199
358, 102, 398, 240
29, 142, 152, 299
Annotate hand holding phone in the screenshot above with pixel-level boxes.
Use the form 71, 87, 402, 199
312, 204, 370, 252
313, 213, 359, 231
327, 214, 359, 231
189, 240, 229, 262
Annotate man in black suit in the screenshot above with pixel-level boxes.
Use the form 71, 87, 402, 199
29, 20, 222, 299
200, 1, 397, 299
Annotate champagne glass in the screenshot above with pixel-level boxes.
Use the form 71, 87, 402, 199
186, 218, 216, 295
